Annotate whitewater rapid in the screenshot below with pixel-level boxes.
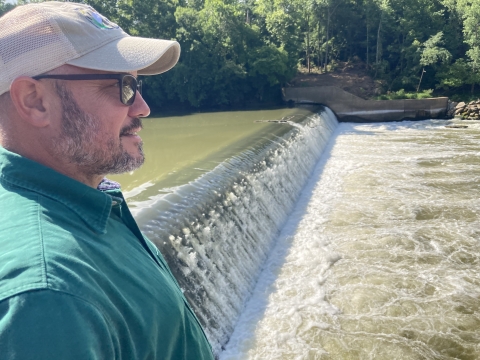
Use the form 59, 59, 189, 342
221, 119, 480, 359
134, 108, 338, 354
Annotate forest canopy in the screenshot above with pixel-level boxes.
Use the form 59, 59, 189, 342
1, 0, 480, 109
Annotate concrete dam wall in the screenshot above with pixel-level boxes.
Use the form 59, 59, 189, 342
283, 86, 449, 122
135, 109, 339, 355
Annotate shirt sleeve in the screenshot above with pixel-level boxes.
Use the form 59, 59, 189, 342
0, 289, 115, 360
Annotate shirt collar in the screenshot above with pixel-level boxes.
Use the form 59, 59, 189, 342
0, 146, 115, 234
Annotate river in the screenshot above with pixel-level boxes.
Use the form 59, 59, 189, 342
221, 119, 480, 359
109, 107, 316, 206
112, 108, 480, 359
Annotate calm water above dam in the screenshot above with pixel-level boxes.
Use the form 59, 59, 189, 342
112, 108, 480, 359
109, 107, 315, 206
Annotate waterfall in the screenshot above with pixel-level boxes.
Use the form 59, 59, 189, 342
134, 107, 339, 355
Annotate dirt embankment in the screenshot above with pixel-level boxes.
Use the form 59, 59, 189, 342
287, 62, 382, 100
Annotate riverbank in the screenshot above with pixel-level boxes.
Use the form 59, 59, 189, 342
288, 61, 479, 105
288, 61, 381, 100
453, 100, 480, 120
149, 60, 476, 115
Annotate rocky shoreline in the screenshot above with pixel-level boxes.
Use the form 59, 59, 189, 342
452, 100, 480, 120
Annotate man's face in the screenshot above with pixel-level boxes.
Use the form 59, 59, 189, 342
49, 68, 150, 177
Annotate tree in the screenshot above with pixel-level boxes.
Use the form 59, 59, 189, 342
0, 0, 14, 17
320, 0, 340, 72
460, 0, 480, 93
437, 58, 480, 91
417, 31, 451, 91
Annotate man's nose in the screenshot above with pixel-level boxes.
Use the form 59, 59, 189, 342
129, 91, 150, 118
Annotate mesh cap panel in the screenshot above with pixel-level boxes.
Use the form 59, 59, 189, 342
0, 1, 180, 96
0, 4, 78, 95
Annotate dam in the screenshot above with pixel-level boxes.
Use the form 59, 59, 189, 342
283, 86, 449, 122
111, 107, 480, 358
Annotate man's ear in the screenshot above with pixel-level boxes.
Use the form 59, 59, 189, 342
9, 77, 52, 127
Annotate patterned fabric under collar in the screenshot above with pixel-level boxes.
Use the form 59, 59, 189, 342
97, 178, 121, 191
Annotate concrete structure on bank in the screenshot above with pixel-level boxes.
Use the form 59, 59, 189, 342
283, 86, 449, 122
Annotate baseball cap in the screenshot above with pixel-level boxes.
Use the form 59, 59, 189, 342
0, 1, 181, 96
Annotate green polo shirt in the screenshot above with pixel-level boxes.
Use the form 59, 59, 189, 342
0, 146, 213, 360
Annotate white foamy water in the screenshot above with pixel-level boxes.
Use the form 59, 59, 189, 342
135, 109, 338, 355
221, 119, 480, 359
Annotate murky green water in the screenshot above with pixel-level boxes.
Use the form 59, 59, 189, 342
109, 107, 316, 204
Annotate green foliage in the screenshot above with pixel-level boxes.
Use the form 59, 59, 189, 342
79, 0, 298, 109
436, 58, 479, 89
458, 0, 480, 68
4, 0, 480, 106
247, 44, 291, 99
450, 92, 480, 103
0, 0, 14, 17
375, 88, 434, 100
420, 32, 451, 67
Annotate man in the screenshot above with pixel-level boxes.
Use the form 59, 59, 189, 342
0, 2, 213, 359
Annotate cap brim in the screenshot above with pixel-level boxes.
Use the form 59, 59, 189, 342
67, 36, 180, 75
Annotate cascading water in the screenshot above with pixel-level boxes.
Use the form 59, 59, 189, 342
133, 108, 339, 354
221, 119, 480, 359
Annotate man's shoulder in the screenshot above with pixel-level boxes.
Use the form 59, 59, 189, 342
0, 181, 43, 297
0, 182, 98, 302
0, 176, 97, 237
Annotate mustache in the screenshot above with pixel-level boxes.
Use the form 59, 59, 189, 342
120, 118, 143, 136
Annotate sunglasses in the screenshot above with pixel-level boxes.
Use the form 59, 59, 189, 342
32, 73, 142, 106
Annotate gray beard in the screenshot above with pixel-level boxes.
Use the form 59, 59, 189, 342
52, 82, 144, 177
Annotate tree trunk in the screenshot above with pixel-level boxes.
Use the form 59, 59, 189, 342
376, 15, 382, 65
400, 32, 404, 74
318, 29, 322, 71
306, 13, 310, 73
323, 1, 340, 73
417, 68, 425, 92
374, 11, 383, 78
366, 19, 369, 69
324, 12, 330, 73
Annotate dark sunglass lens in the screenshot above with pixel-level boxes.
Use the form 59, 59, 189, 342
122, 75, 136, 105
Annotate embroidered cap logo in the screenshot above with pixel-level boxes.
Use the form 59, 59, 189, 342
76, 6, 119, 30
